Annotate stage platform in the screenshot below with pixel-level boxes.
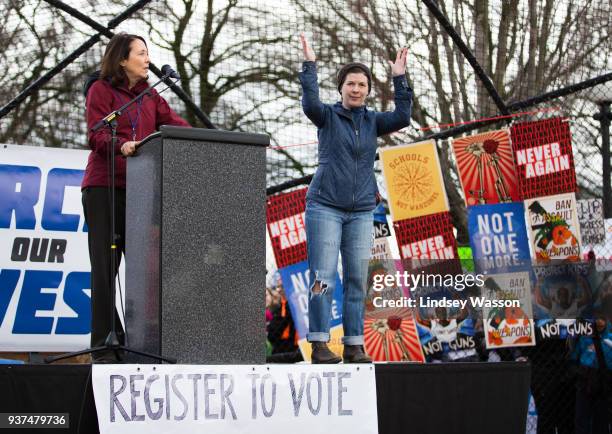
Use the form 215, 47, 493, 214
0, 362, 529, 434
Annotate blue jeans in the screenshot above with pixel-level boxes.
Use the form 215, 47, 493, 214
305, 200, 373, 345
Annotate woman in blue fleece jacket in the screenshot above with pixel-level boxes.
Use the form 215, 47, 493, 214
299, 34, 412, 363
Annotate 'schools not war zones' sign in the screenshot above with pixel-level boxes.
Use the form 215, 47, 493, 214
379, 140, 449, 221
467, 202, 531, 273
92, 364, 379, 434
0, 144, 103, 351
278, 260, 344, 361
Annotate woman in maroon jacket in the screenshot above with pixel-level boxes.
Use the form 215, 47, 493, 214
82, 33, 189, 362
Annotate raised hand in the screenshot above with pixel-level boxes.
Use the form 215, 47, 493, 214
388, 47, 408, 77
300, 33, 316, 62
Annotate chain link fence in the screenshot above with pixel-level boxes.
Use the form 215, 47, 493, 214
1, 0, 611, 432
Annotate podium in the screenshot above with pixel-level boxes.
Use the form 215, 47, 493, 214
125, 126, 268, 364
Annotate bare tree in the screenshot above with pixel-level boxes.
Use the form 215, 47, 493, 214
0, 0, 97, 148
292, 0, 611, 242
1, 0, 609, 194
137, 1, 297, 126
132, 0, 319, 181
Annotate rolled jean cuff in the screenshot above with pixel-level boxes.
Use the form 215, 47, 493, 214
307, 332, 330, 342
342, 335, 364, 345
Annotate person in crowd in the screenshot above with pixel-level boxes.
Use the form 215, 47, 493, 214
416, 304, 477, 362
82, 33, 190, 362
524, 331, 577, 433
265, 287, 274, 357
573, 313, 612, 434
535, 274, 592, 323
267, 286, 298, 354
299, 33, 412, 363
265, 287, 275, 325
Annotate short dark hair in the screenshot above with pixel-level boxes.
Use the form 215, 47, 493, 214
337, 62, 372, 94
100, 33, 147, 87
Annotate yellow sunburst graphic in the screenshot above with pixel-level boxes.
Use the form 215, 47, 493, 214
380, 139, 449, 220
392, 162, 434, 203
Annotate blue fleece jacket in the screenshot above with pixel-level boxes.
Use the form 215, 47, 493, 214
299, 61, 412, 211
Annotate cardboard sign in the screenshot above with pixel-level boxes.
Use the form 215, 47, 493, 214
393, 212, 458, 268
452, 129, 520, 206
577, 199, 605, 246
525, 193, 582, 262
364, 259, 425, 362
373, 203, 391, 239
266, 189, 308, 269
510, 117, 577, 198
371, 237, 393, 260
481, 272, 536, 349
380, 140, 449, 220
532, 264, 595, 339
467, 203, 531, 273
92, 364, 378, 434
412, 285, 477, 361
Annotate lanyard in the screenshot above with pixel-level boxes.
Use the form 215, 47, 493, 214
112, 89, 144, 141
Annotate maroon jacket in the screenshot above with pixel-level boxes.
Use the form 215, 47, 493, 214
82, 78, 190, 189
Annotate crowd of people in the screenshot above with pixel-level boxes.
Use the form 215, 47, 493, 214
264, 268, 612, 432
265, 272, 302, 363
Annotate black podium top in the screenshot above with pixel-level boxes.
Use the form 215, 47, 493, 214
137, 126, 270, 149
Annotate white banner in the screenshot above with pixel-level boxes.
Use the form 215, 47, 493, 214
592, 218, 612, 271
92, 364, 379, 434
370, 237, 392, 260
0, 144, 123, 351
576, 199, 605, 246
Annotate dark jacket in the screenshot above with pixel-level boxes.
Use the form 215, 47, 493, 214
81, 74, 190, 189
267, 298, 298, 354
299, 61, 412, 211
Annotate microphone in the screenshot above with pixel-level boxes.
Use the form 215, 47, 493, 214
161, 64, 180, 80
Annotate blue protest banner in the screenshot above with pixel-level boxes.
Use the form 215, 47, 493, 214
277, 260, 343, 339
468, 202, 531, 273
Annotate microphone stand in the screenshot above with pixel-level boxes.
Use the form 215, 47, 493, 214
46, 73, 179, 364
90, 73, 179, 134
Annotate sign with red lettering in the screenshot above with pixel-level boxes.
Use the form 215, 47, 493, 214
510, 117, 577, 198
393, 212, 458, 270
266, 189, 308, 268
452, 129, 520, 206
